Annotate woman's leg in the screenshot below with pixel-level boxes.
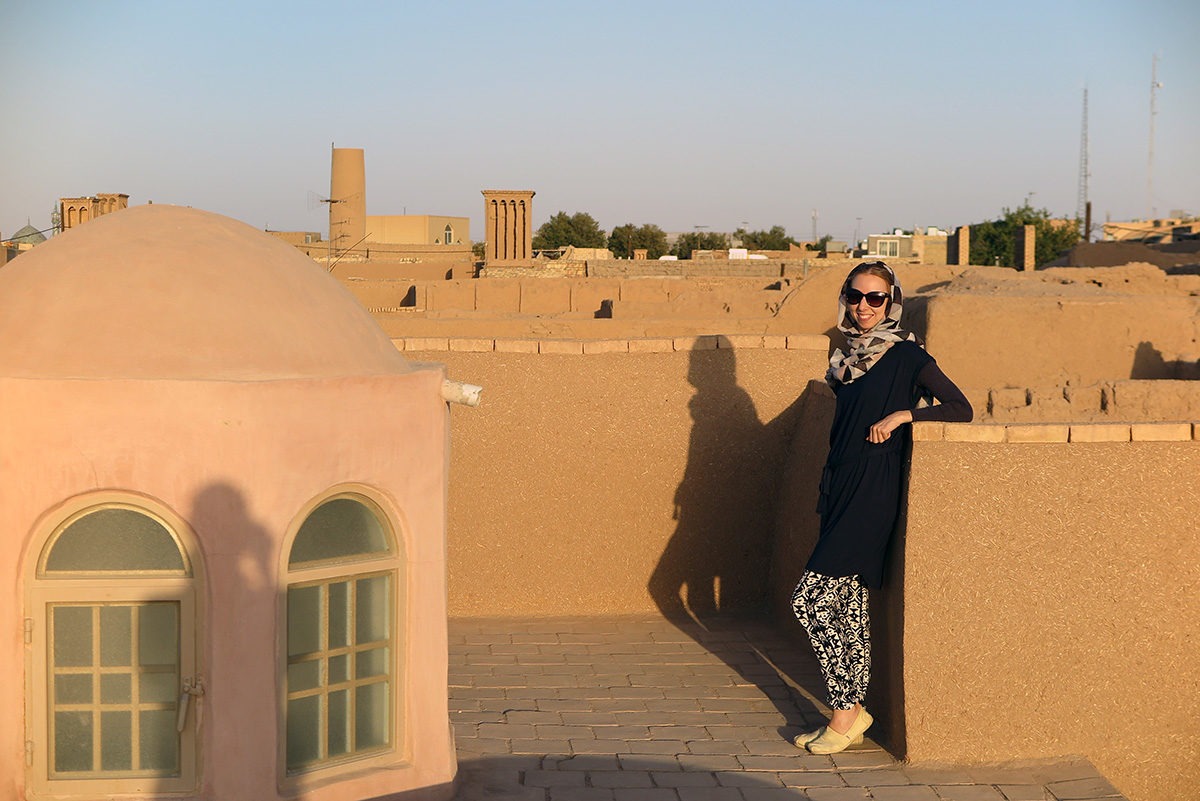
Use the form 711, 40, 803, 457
791, 570, 871, 725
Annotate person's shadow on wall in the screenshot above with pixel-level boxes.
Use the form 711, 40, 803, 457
648, 343, 774, 623
182, 482, 287, 800
648, 341, 829, 739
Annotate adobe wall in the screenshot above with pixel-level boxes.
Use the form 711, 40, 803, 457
346, 263, 967, 341
768, 410, 1200, 801
400, 335, 830, 619
984, 378, 1200, 422
897, 423, 1200, 801
923, 266, 1200, 391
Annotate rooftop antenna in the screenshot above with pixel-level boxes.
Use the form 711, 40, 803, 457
317, 141, 345, 268
1076, 86, 1090, 240
1148, 54, 1163, 219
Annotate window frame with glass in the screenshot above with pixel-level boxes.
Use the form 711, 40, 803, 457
26, 497, 201, 798
281, 489, 404, 782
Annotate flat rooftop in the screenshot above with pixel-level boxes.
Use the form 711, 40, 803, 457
449, 616, 1128, 801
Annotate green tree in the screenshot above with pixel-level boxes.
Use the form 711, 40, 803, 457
532, 211, 607, 251
805, 234, 833, 254
607, 223, 670, 259
968, 202, 1081, 268
670, 231, 730, 259
734, 225, 797, 251
471, 240, 485, 259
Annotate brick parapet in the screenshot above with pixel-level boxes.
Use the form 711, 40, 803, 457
393, 333, 830, 354
913, 421, 1200, 443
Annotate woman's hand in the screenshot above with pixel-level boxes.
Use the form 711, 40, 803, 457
868, 410, 913, 443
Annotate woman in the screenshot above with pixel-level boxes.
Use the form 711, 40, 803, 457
791, 261, 972, 754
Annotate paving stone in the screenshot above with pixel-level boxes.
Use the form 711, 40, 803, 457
840, 768, 911, 786
902, 767, 976, 785
553, 755, 622, 771
778, 773, 847, 789
686, 740, 750, 755
598, 726, 654, 740
829, 750, 900, 770
676, 755, 743, 772
713, 771, 784, 787
549, 789, 618, 801
866, 787, 940, 801
611, 789, 683, 801
1045, 777, 1123, 799
932, 787, 1005, 801
620, 754, 682, 771
739, 790, 814, 801
675, 788, 746, 801
525, 769, 588, 787
538, 725, 601, 739
478, 723, 536, 739
996, 786, 1049, 801
457, 782, 547, 801
652, 771, 719, 787
590, 771, 656, 788
803, 788, 871, 800
455, 737, 509, 755
650, 726, 711, 740
740, 739, 806, 757
738, 754, 821, 771
511, 738, 572, 754
571, 738, 634, 754
626, 739, 689, 755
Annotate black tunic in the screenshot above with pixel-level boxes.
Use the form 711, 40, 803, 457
806, 341, 971, 588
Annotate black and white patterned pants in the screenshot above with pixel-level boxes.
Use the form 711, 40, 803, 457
791, 570, 870, 710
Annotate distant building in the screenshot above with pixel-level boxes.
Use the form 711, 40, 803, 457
2, 223, 49, 263
59, 193, 129, 231
867, 227, 948, 264
1102, 215, 1196, 244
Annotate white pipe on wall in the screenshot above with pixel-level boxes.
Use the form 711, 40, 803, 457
441, 380, 482, 407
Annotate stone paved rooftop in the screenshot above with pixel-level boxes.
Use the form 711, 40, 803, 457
449, 616, 1128, 801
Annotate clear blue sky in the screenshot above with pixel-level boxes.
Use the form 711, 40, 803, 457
2, 0, 1197, 244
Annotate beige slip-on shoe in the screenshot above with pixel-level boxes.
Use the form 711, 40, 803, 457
792, 726, 863, 749
805, 707, 873, 755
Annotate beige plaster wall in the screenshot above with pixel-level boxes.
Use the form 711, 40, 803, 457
901, 427, 1200, 801
365, 215, 470, 246
407, 337, 830, 618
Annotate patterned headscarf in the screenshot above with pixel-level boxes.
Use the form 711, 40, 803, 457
825, 261, 925, 388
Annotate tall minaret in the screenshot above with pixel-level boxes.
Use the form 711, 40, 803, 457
330, 147, 366, 253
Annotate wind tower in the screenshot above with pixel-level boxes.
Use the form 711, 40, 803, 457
329, 146, 366, 256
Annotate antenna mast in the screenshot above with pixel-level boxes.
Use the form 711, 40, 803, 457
1076, 87, 1089, 239
1147, 54, 1163, 219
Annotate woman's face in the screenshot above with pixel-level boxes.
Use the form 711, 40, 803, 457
847, 273, 891, 332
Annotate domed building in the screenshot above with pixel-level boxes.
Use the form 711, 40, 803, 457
0, 205, 457, 800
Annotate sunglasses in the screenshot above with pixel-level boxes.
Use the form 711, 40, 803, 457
843, 288, 890, 308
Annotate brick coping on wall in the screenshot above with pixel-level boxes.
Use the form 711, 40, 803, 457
392, 334, 829, 354
914, 421, 1200, 443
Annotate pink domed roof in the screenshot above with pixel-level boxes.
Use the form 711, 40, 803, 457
0, 205, 410, 379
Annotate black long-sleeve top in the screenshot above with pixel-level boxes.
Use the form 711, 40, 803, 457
808, 342, 972, 587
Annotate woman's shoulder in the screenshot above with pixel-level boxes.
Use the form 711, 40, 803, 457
888, 339, 933, 361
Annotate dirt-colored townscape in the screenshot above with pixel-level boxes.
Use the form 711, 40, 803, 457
0, 145, 1195, 801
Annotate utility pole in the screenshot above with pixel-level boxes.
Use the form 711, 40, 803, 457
1076, 87, 1090, 240
811, 209, 818, 243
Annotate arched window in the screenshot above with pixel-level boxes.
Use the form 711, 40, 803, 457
284, 493, 401, 775
28, 500, 199, 796
443, 224, 453, 246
